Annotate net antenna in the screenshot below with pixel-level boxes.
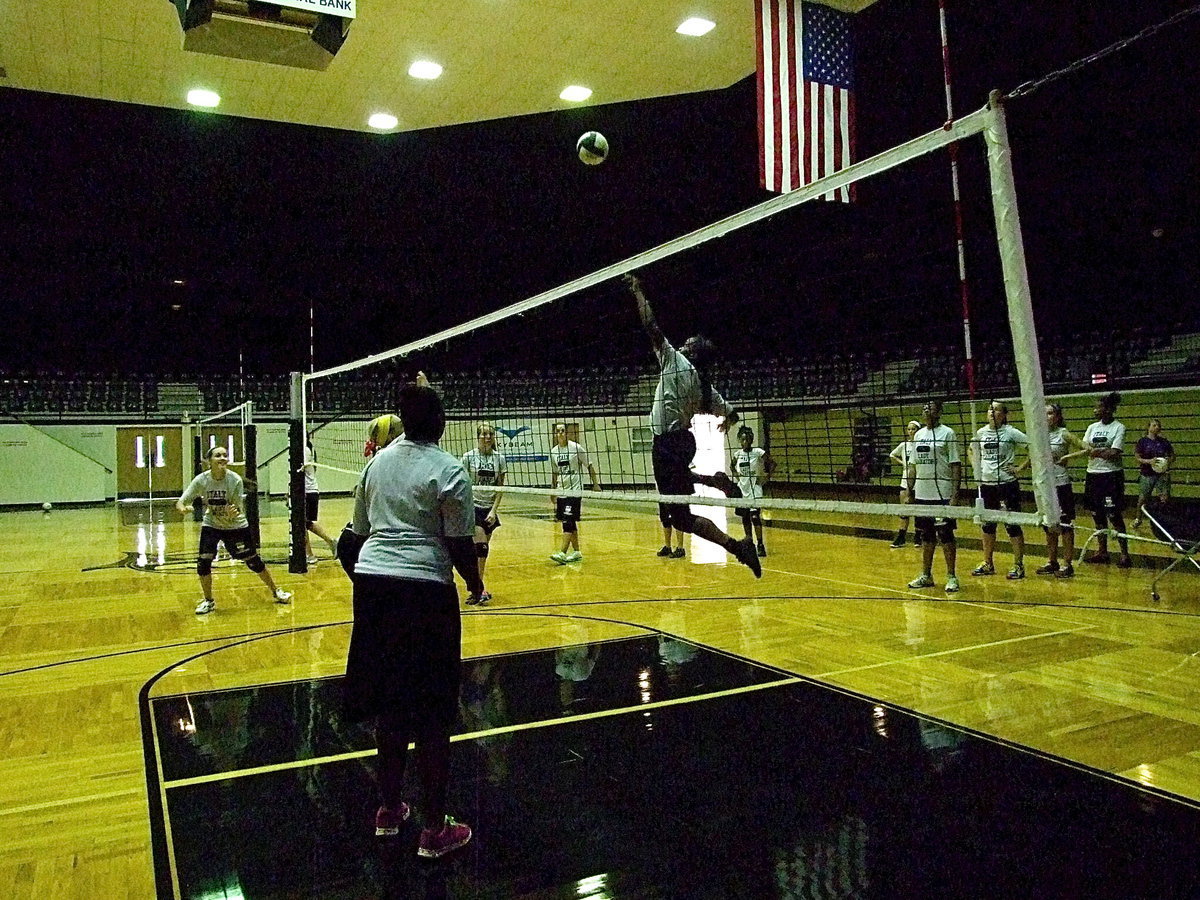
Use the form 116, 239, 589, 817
287, 92, 1059, 574
194, 400, 260, 545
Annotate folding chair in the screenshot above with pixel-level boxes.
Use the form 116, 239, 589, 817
1142, 503, 1200, 602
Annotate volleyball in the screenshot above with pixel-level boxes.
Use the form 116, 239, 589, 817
576, 131, 608, 165
1151, 457, 1169, 474
42, 502, 52, 511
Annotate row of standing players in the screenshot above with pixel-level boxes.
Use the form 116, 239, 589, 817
170, 274, 770, 859
887, 391, 1175, 594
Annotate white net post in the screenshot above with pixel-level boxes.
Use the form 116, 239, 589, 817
288, 371, 308, 574
984, 91, 1059, 527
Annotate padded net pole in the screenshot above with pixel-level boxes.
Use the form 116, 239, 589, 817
288, 371, 309, 574
984, 91, 1059, 526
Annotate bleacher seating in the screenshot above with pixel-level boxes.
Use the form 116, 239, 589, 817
3, 322, 1199, 419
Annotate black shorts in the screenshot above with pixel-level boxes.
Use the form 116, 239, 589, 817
914, 501, 956, 539
474, 506, 501, 534
1055, 483, 1076, 524
305, 493, 319, 525
978, 481, 1022, 512
652, 430, 697, 497
1084, 470, 1125, 514
343, 574, 461, 726
198, 525, 255, 559
555, 496, 583, 522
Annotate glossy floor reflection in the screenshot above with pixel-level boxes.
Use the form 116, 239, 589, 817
151, 637, 1200, 899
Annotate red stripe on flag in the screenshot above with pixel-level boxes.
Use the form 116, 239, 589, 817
755, 0, 767, 189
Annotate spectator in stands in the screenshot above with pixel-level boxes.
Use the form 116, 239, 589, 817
888, 420, 922, 549
1082, 392, 1132, 568
969, 401, 1029, 580
1132, 418, 1176, 528
906, 399, 962, 593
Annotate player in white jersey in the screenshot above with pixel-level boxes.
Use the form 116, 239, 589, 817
731, 426, 773, 557
887, 420, 922, 549
969, 401, 1029, 580
1038, 403, 1087, 578
624, 272, 762, 578
176, 445, 292, 614
461, 423, 507, 599
1081, 391, 1131, 567
549, 424, 600, 564
906, 399, 962, 593
301, 437, 338, 564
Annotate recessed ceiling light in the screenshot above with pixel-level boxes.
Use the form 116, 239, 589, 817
408, 60, 443, 80
186, 88, 220, 108
677, 18, 716, 36
560, 85, 593, 102
368, 113, 398, 131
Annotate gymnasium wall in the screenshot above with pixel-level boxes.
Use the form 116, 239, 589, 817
0, 424, 115, 505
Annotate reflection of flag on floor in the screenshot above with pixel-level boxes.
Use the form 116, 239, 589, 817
756, 0, 856, 199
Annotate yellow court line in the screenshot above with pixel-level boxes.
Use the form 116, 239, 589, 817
162, 677, 801, 790
0, 786, 142, 818
818, 627, 1096, 677
149, 694, 184, 900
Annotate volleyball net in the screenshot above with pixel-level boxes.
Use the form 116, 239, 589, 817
286, 96, 1059, 572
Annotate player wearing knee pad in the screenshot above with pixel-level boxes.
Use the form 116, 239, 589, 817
177, 445, 292, 615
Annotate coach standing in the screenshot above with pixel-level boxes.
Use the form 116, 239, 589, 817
343, 382, 484, 858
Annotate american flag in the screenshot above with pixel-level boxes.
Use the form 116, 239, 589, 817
756, 0, 856, 199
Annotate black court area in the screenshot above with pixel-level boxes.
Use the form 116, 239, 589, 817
143, 634, 1200, 899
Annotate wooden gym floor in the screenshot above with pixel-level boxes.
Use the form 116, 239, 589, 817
2, 497, 1200, 897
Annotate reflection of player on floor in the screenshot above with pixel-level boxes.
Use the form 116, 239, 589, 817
176, 445, 292, 614
624, 272, 761, 577
461, 423, 506, 602
301, 437, 338, 564
343, 384, 483, 857
732, 425, 773, 557
549, 423, 600, 564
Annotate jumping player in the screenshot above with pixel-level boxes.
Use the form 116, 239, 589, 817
624, 272, 761, 577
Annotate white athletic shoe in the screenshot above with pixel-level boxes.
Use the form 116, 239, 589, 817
945, 575, 961, 593
566, 551, 583, 562
195, 598, 215, 615
274, 589, 293, 604
306, 555, 319, 565
550, 552, 568, 564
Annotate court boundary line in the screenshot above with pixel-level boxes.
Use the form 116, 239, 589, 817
160, 678, 799, 790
